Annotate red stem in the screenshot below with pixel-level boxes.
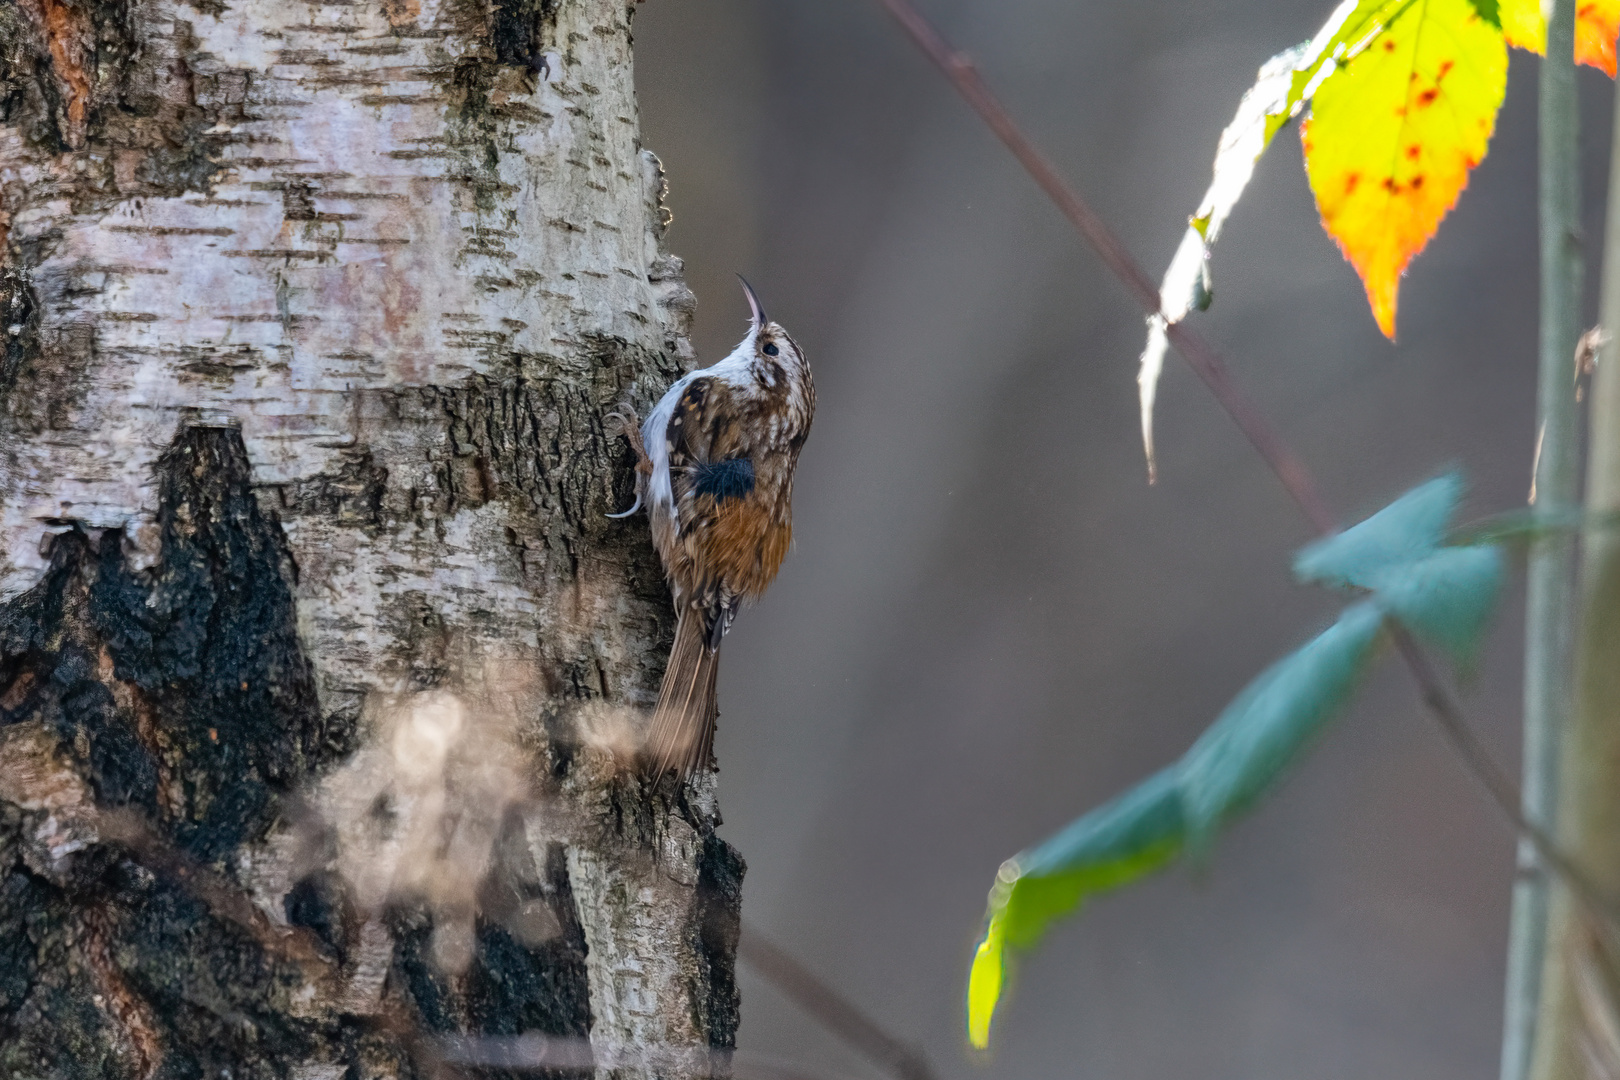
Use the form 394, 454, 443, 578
874, 0, 1337, 534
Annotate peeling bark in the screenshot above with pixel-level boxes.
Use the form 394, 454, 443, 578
0, 0, 738, 1075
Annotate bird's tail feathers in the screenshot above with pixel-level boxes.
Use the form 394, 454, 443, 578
642, 608, 719, 781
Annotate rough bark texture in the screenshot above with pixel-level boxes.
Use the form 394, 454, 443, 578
0, 0, 742, 1075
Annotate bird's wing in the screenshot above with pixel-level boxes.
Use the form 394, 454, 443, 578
665, 375, 744, 502
662, 376, 761, 626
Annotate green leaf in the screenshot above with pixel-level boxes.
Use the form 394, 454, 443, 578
1365, 547, 1503, 665
1450, 507, 1620, 546
1179, 601, 1386, 848
968, 769, 1185, 1049
1294, 473, 1462, 588
1294, 473, 1503, 664
967, 603, 1385, 1048
1468, 0, 1501, 28
967, 475, 1509, 1049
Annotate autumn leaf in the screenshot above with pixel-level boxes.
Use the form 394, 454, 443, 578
1498, 0, 1620, 75
1303, 0, 1508, 337
1498, 0, 1549, 52
1575, 1, 1620, 72
1136, 0, 1422, 481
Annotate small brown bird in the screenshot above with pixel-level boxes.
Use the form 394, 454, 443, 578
610, 279, 814, 780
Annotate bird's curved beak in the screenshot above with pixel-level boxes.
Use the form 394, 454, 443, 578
738, 275, 767, 333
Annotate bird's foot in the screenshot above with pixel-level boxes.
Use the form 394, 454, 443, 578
606, 403, 652, 474
606, 402, 651, 519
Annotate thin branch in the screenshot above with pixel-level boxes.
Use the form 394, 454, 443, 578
867, 0, 1619, 927
434, 1031, 865, 1080
738, 924, 938, 1080
98, 810, 340, 974
1390, 625, 1620, 934
871, 0, 1336, 535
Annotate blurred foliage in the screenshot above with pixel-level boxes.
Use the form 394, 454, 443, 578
1498, 0, 1620, 74
967, 476, 1504, 1048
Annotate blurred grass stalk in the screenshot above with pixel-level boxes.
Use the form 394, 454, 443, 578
1504, 2, 1583, 1079
1520, 23, 1620, 1080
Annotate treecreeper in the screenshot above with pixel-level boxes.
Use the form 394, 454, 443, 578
612, 279, 816, 780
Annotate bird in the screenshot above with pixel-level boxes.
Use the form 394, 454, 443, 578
609, 278, 815, 781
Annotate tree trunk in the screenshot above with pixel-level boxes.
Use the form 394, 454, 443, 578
0, 0, 742, 1076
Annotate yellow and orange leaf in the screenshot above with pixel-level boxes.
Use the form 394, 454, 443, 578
1302, 0, 1507, 338
1499, 0, 1548, 53
1498, 0, 1620, 75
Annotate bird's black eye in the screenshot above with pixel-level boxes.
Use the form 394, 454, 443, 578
763, 342, 779, 356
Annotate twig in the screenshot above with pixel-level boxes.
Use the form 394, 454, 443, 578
871, 0, 1336, 535
435, 1031, 865, 1080
1391, 626, 1620, 933
868, 0, 1618, 926
99, 809, 339, 974
738, 924, 938, 1080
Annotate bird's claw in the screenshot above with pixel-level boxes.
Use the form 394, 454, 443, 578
607, 402, 651, 519
607, 404, 653, 475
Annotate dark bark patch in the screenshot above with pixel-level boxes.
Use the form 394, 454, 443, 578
283, 446, 391, 531
0, 0, 236, 214
89, 425, 325, 860
0, 293, 97, 438
281, 179, 318, 221
0, 878, 125, 1078
18, 0, 99, 150
695, 833, 743, 1050
0, 424, 331, 867
491, 0, 558, 69
0, 533, 165, 821
0, 266, 79, 439
11, 0, 134, 153
0, 268, 40, 403
111, 859, 321, 1078
53, 642, 160, 810
0, 2, 44, 131
0, 869, 44, 1019
393, 838, 592, 1072
394, 912, 463, 1032
469, 840, 592, 1039
285, 869, 352, 964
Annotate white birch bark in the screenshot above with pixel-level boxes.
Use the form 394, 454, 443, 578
0, 0, 738, 1073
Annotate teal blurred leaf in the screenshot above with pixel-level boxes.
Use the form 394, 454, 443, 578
969, 604, 1384, 1045
969, 473, 1505, 1048
1016, 765, 1187, 891
1366, 547, 1503, 666
1294, 473, 1462, 588
1179, 601, 1385, 849
1295, 473, 1503, 665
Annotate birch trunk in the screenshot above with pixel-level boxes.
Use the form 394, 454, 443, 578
0, 0, 743, 1075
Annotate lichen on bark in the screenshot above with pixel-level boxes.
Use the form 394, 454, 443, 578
0, 0, 740, 1074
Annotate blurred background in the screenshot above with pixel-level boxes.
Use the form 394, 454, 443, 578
634, 2, 1617, 1078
